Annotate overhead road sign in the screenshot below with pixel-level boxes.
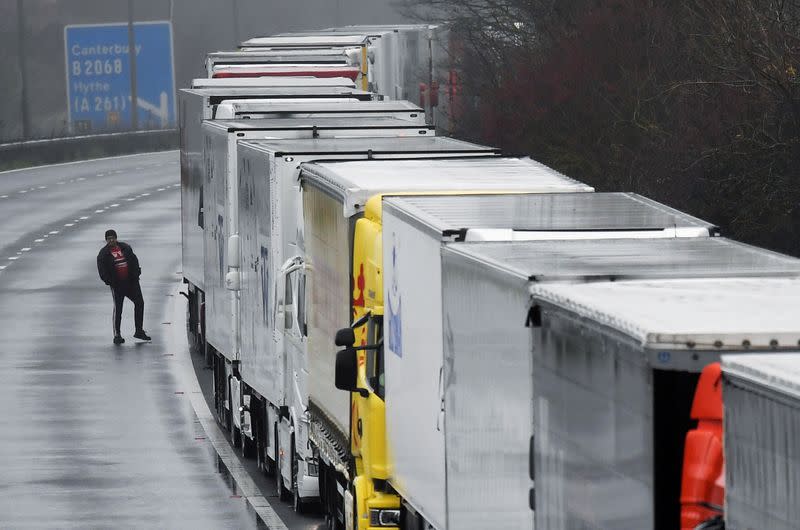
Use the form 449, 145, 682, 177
64, 21, 175, 133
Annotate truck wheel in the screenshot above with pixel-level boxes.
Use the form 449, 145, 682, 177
275, 427, 290, 501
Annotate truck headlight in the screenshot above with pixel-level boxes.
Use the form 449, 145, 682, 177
369, 508, 400, 527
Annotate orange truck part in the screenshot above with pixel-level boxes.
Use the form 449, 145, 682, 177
680, 362, 725, 529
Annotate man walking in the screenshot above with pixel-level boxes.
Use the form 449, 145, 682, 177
97, 229, 151, 344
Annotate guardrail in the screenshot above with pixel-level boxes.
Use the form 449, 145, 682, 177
0, 129, 179, 171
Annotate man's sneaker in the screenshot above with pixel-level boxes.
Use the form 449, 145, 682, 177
113, 335, 125, 345
133, 330, 151, 341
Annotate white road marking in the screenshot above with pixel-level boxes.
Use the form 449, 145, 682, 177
8, 257, 18, 261
96, 173, 104, 177
64, 223, 74, 227
110, 204, 119, 208
0, 265, 6, 270
95, 209, 105, 213
20, 248, 30, 252
77, 177, 86, 181
18, 190, 26, 194
38, 186, 46, 189
49, 231, 59, 234
80, 216, 89, 220
141, 193, 150, 196
126, 198, 136, 201
1, 195, 7, 198
157, 188, 165, 191
34, 239, 44, 243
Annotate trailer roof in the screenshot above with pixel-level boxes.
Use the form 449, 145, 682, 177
204, 117, 434, 133
530, 277, 800, 350
182, 86, 371, 98
216, 99, 422, 113
241, 35, 370, 48
275, 25, 437, 38
191, 76, 356, 88
722, 354, 800, 399
299, 158, 592, 217
208, 49, 354, 61
445, 238, 800, 282
239, 136, 495, 156
383, 193, 716, 237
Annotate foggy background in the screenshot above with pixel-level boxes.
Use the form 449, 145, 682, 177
1, 0, 409, 142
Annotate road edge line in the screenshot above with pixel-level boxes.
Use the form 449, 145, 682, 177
167, 281, 289, 530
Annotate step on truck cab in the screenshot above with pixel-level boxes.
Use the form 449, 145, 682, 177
200, 115, 438, 444
230, 137, 499, 509
721, 353, 800, 530
295, 158, 594, 529
523, 276, 800, 529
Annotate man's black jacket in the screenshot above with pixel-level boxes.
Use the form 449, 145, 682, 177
97, 242, 141, 286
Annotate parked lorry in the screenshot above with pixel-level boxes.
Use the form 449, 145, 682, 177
180, 88, 374, 340
276, 25, 442, 105
201, 115, 436, 366
721, 353, 800, 530
523, 276, 800, 529
227, 137, 499, 510
292, 158, 593, 528
369, 192, 723, 530
238, 35, 372, 90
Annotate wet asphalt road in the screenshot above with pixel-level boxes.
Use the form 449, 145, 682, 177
0, 152, 322, 529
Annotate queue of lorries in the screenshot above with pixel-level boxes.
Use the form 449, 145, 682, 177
178, 24, 800, 530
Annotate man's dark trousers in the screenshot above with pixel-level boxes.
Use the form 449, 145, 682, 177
111, 280, 144, 335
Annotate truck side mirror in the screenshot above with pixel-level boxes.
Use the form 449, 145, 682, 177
335, 347, 358, 392
335, 327, 356, 347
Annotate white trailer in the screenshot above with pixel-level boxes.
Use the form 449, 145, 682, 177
295, 158, 593, 526
202, 116, 436, 364
379, 192, 725, 529
526, 277, 800, 530
179, 87, 373, 344
721, 353, 800, 530
232, 137, 499, 509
